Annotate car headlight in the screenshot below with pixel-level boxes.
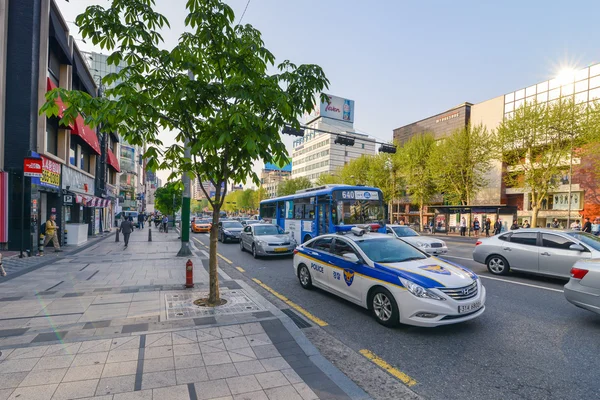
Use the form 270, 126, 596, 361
416, 241, 431, 248
399, 277, 445, 301
223, 230, 231, 234
440, 241, 446, 247
256, 240, 266, 246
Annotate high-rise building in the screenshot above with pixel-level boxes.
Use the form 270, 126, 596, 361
261, 163, 291, 198
292, 94, 376, 183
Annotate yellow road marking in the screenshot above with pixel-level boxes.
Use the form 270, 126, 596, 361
236, 267, 245, 273
251, 278, 328, 327
359, 349, 417, 387
218, 254, 233, 264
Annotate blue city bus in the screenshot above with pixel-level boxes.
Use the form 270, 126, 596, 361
259, 185, 386, 243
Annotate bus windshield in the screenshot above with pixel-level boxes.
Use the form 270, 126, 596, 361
332, 192, 385, 226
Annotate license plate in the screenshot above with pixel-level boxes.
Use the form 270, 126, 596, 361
458, 301, 481, 314
274, 247, 288, 252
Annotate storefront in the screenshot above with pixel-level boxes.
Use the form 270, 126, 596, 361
433, 205, 518, 235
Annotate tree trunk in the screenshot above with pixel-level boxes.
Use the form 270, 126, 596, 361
531, 205, 539, 228
419, 200, 424, 232
208, 203, 221, 305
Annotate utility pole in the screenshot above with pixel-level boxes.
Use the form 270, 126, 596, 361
177, 71, 194, 256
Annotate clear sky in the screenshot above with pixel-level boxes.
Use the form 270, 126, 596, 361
57, 0, 600, 185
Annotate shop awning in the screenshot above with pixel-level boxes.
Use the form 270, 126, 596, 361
46, 78, 75, 130
107, 148, 121, 172
73, 115, 101, 155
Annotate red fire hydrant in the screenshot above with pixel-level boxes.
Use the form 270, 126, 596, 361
185, 259, 194, 288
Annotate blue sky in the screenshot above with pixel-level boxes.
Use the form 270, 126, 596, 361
59, 0, 600, 182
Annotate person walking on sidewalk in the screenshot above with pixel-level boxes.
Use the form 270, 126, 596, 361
138, 212, 145, 229
484, 218, 491, 237
472, 217, 480, 238
162, 215, 169, 233
120, 217, 134, 248
0, 253, 6, 277
493, 219, 502, 235
582, 217, 592, 233
43, 214, 63, 253
460, 217, 467, 236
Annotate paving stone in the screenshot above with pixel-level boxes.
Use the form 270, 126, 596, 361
227, 348, 257, 363
18, 368, 67, 387
292, 383, 318, 400
52, 379, 99, 400
78, 396, 113, 400
196, 328, 221, 342
100, 361, 139, 378
144, 333, 172, 348
218, 326, 244, 339
110, 337, 141, 351
31, 331, 68, 343
263, 385, 303, 400
9, 346, 49, 359
199, 340, 226, 354
44, 342, 83, 357
72, 352, 109, 367
152, 384, 190, 400
96, 375, 136, 395
254, 372, 290, 390
207, 364, 239, 380
83, 321, 111, 330
172, 331, 198, 345
251, 346, 280, 360
193, 379, 231, 400
232, 390, 268, 400
173, 343, 201, 357
280, 369, 302, 385
113, 390, 153, 400
143, 346, 173, 359
223, 337, 250, 351
107, 349, 139, 363
175, 367, 209, 384
79, 340, 112, 354
203, 351, 232, 366
142, 357, 175, 373
140, 370, 176, 390
63, 364, 105, 382
173, 354, 203, 370
1, 358, 42, 373
0, 388, 14, 400
121, 324, 149, 334
6, 383, 58, 400
226, 375, 262, 395
0, 372, 29, 389
233, 361, 266, 377
0, 349, 14, 361
259, 358, 290, 373
240, 323, 264, 336
245, 334, 271, 347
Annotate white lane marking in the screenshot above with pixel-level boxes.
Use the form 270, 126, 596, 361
200, 250, 209, 258
479, 275, 564, 293
440, 255, 473, 261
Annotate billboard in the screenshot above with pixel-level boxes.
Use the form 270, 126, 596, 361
309, 93, 355, 123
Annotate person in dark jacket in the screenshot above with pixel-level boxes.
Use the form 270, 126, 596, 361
484, 218, 491, 237
582, 218, 592, 233
120, 217, 134, 248
138, 212, 145, 229
493, 219, 502, 235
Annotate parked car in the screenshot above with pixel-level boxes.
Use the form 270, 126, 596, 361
218, 220, 244, 242
386, 225, 448, 255
564, 259, 600, 315
473, 229, 600, 279
239, 223, 297, 258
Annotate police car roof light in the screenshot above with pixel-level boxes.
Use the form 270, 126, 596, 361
351, 227, 367, 236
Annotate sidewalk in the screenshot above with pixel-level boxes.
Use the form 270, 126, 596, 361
0, 229, 370, 400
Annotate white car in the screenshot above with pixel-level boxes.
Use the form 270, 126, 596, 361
564, 259, 600, 315
293, 228, 486, 327
386, 225, 448, 255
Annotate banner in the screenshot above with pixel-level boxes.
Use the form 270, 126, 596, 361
24, 157, 43, 177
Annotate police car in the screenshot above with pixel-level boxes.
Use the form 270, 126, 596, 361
293, 227, 486, 327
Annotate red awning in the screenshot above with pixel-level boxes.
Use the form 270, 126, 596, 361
107, 148, 121, 172
73, 114, 101, 155
46, 77, 75, 130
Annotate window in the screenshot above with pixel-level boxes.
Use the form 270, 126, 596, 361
260, 203, 276, 219
537, 81, 549, 93
361, 143, 365, 149
69, 140, 77, 166
45, 118, 58, 155
591, 64, 600, 78
542, 234, 575, 250
504, 92, 515, 103
309, 237, 333, 252
515, 89, 525, 100
575, 79, 588, 93
537, 92, 548, 103
549, 88, 560, 101
244, 226, 251, 233
48, 50, 61, 83
498, 234, 510, 242
303, 204, 315, 219
294, 204, 304, 219
589, 75, 600, 90
526, 85, 536, 97
80, 147, 91, 172
575, 67, 589, 81
509, 232, 537, 246
504, 102, 514, 112
561, 83, 574, 96
332, 239, 357, 257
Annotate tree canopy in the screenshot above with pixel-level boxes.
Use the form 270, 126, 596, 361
154, 182, 183, 216
277, 177, 312, 196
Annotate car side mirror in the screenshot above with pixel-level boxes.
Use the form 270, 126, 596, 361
569, 244, 585, 252
342, 253, 360, 263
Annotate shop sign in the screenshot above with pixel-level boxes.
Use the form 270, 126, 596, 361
40, 156, 61, 188
436, 112, 460, 123
23, 157, 43, 177
308, 93, 355, 123
64, 195, 74, 205
552, 192, 581, 210
62, 166, 95, 194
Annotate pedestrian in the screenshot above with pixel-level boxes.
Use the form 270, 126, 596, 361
120, 217, 134, 248
582, 217, 592, 233
570, 219, 582, 231
162, 215, 169, 233
493, 219, 502, 235
551, 218, 561, 229
430, 219, 435, 235
522, 220, 531, 229
510, 220, 520, 230
592, 218, 600, 236
43, 214, 63, 253
138, 212, 145, 229
460, 217, 467, 236
485, 218, 491, 237
0, 253, 5, 277
472, 217, 480, 238
399, 219, 405, 226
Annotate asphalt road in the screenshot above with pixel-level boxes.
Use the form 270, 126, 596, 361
192, 233, 600, 400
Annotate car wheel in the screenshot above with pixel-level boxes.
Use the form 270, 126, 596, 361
370, 287, 399, 327
298, 264, 312, 289
218, 233, 222, 242
240, 240, 245, 252
252, 244, 259, 259
487, 255, 510, 275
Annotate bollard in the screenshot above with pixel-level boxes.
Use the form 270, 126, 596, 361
185, 259, 194, 288
39, 234, 45, 256
115, 227, 120, 242
148, 228, 152, 242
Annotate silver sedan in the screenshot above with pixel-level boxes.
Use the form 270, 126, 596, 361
386, 225, 448, 255
564, 259, 600, 315
239, 223, 298, 258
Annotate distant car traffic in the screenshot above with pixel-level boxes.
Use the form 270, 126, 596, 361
218, 220, 244, 242
192, 219, 212, 233
564, 259, 600, 315
239, 223, 297, 258
241, 220, 262, 227
473, 228, 600, 278
293, 228, 485, 327
386, 225, 448, 255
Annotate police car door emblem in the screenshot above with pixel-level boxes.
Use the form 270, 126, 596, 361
343, 269, 354, 286
419, 265, 451, 275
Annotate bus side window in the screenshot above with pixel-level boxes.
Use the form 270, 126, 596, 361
304, 204, 315, 220
294, 204, 304, 219
331, 207, 338, 225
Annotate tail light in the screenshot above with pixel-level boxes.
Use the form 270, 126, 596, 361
570, 267, 589, 280
293, 249, 299, 255
475, 241, 482, 246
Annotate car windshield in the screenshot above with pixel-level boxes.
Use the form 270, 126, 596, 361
566, 232, 600, 251
354, 237, 428, 263
246, 220, 260, 225
222, 221, 243, 229
392, 227, 419, 237
254, 225, 284, 235
198, 220, 211, 224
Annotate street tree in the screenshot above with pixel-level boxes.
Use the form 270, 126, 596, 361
429, 124, 494, 206
277, 177, 312, 196
315, 173, 342, 186
154, 182, 183, 217
41, 0, 328, 305
396, 133, 437, 228
256, 186, 268, 204
339, 156, 371, 185
495, 98, 594, 227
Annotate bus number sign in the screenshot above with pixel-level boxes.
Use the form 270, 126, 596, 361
341, 191, 355, 200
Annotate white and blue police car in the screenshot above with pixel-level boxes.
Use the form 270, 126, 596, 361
293, 227, 486, 327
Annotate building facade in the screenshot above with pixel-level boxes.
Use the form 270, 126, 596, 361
261, 163, 291, 199
392, 103, 472, 144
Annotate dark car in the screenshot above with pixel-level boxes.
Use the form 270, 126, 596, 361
218, 220, 244, 243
